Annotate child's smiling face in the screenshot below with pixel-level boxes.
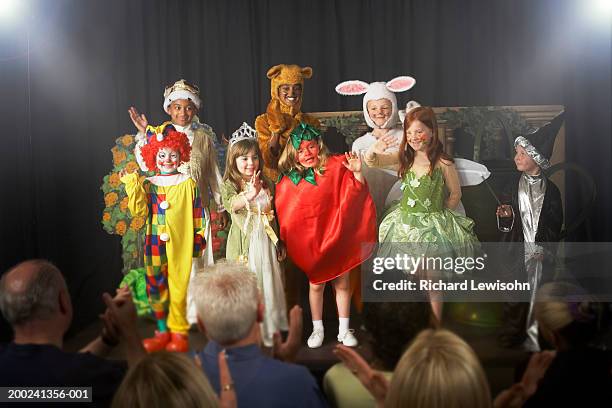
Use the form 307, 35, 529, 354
236, 150, 260, 178
278, 84, 302, 108
168, 99, 197, 127
405, 120, 432, 152
367, 98, 392, 127
156, 147, 180, 174
297, 140, 320, 168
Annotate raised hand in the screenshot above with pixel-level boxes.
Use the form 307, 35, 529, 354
273, 305, 303, 362
334, 345, 389, 405
218, 351, 237, 408
520, 351, 555, 396
243, 171, 262, 201
371, 134, 398, 154
493, 350, 555, 408
128, 106, 148, 133
343, 152, 362, 173
267, 99, 286, 134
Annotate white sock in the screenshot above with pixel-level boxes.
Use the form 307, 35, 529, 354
312, 320, 324, 332
338, 317, 350, 335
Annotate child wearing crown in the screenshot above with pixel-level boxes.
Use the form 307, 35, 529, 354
120, 129, 205, 353
220, 123, 289, 347
128, 79, 229, 267
275, 123, 377, 349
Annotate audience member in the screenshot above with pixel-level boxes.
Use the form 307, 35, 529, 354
0, 259, 145, 406
112, 351, 234, 408
384, 329, 491, 408
520, 282, 612, 407
191, 261, 327, 407
324, 301, 434, 408
336, 328, 556, 408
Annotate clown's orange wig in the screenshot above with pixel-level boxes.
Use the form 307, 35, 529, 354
140, 130, 192, 172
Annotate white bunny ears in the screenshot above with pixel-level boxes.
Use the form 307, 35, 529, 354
335, 76, 416, 129
335, 76, 416, 95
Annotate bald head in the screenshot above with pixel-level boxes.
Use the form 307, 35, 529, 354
0, 260, 66, 326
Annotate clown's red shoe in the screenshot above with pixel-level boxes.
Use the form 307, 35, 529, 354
142, 331, 170, 353
166, 332, 189, 353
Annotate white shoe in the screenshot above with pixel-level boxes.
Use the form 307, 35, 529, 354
307, 329, 324, 348
337, 329, 358, 347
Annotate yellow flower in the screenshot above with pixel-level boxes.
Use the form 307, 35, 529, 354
121, 135, 134, 146
104, 192, 119, 207
113, 149, 127, 166
115, 220, 127, 236
102, 212, 111, 222
125, 161, 139, 174
119, 197, 129, 212
130, 216, 145, 231
108, 173, 121, 188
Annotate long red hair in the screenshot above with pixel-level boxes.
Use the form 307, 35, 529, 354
140, 130, 191, 172
398, 106, 452, 178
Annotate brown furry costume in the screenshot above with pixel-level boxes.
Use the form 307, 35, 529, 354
255, 64, 321, 181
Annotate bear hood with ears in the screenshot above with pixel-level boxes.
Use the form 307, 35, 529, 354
335, 76, 416, 129
267, 64, 313, 115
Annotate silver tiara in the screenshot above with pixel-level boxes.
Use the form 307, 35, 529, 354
229, 122, 258, 146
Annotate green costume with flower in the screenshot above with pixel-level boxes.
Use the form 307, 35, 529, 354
379, 166, 479, 261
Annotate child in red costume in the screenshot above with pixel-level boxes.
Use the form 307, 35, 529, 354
275, 123, 376, 348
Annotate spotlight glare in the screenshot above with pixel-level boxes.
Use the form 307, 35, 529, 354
0, 0, 22, 20
593, 0, 612, 16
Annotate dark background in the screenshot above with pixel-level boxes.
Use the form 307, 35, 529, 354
1, 0, 610, 340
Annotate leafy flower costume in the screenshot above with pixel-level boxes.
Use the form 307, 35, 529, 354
367, 152, 479, 269
379, 168, 478, 251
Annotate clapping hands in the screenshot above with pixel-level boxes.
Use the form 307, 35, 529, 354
334, 345, 389, 406
370, 134, 399, 155
272, 305, 303, 363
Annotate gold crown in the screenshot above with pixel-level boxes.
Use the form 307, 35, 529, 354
164, 79, 200, 99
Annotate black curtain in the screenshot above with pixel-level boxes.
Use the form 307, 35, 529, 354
1, 0, 610, 339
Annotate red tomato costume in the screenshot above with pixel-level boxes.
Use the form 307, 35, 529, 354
275, 155, 377, 284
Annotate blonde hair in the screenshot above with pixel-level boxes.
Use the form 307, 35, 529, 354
385, 329, 492, 408
111, 352, 218, 408
223, 139, 262, 191
535, 282, 599, 347
277, 136, 329, 176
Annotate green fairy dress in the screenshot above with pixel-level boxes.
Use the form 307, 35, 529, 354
378, 167, 479, 261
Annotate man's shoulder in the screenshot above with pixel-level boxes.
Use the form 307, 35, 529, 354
259, 356, 317, 382
0, 343, 125, 385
